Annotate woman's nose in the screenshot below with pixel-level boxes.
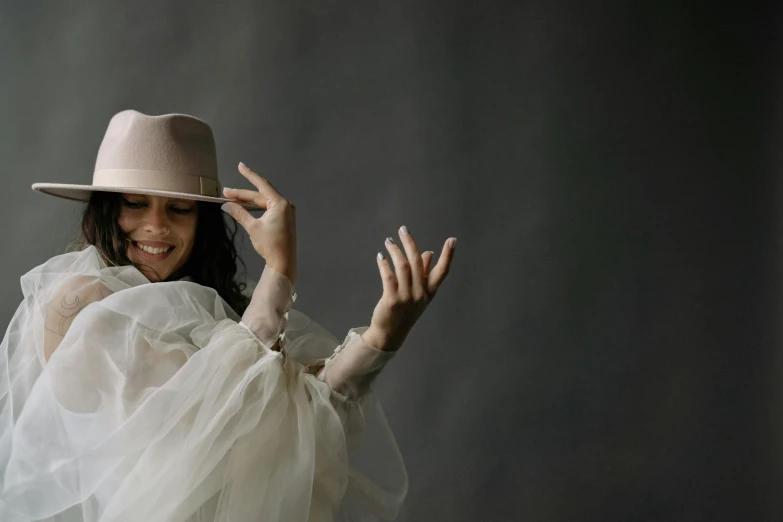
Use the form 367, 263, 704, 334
143, 208, 171, 234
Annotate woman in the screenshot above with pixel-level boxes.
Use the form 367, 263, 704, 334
0, 110, 456, 521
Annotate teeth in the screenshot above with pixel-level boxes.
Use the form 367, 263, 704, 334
136, 243, 172, 255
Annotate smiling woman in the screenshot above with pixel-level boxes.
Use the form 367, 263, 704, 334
118, 193, 198, 282
67, 188, 251, 315
119, 194, 198, 276
2, 110, 454, 521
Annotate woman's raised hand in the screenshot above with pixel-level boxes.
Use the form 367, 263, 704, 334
220, 163, 297, 285
361, 226, 456, 352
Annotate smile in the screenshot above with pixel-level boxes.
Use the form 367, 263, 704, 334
132, 241, 174, 260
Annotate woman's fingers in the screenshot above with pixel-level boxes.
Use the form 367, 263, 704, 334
222, 187, 270, 209
383, 236, 411, 299
422, 251, 434, 278
396, 226, 425, 299
225, 163, 292, 212
235, 162, 286, 203
376, 252, 398, 297
427, 238, 456, 295
220, 202, 254, 229
382, 228, 453, 301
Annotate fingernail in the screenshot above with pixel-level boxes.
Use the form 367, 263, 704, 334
385, 237, 395, 245
448, 238, 457, 249
378, 252, 385, 261
239, 162, 246, 168
220, 203, 231, 214
400, 225, 409, 236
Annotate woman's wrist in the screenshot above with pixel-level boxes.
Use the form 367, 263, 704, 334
361, 326, 402, 352
264, 259, 297, 287
321, 328, 399, 398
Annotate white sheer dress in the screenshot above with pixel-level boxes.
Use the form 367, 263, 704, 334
0, 246, 407, 521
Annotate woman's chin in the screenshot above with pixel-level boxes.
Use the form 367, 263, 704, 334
129, 250, 187, 282
133, 261, 169, 282
142, 270, 163, 283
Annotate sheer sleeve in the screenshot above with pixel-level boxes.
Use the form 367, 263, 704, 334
0, 247, 407, 522
314, 329, 397, 400
239, 264, 297, 351
285, 324, 408, 522
239, 264, 409, 521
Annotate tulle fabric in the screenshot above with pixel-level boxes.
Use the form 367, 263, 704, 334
0, 246, 407, 521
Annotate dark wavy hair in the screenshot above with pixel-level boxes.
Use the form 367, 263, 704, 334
67, 191, 251, 316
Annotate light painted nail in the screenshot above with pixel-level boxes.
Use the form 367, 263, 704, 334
220, 203, 232, 215
448, 238, 457, 249
378, 252, 385, 261
400, 225, 409, 236
239, 162, 246, 168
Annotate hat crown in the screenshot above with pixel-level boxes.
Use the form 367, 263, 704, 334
95, 110, 218, 179
32, 109, 261, 210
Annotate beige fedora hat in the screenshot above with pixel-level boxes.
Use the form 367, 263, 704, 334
32, 109, 261, 210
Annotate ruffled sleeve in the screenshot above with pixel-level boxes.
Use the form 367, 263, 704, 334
238, 265, 408, 520
281, 324, 406, 521
236, 264, 400, 434
301, 330, 407, 522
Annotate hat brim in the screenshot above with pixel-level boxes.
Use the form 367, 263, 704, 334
32, 183, 263, 211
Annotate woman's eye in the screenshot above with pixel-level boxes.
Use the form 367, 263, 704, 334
122, 199, 192, 214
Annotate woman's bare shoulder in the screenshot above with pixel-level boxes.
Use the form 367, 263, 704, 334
43, 276, 115, 361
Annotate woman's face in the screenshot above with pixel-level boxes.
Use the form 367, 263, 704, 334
118, 193, 199, 282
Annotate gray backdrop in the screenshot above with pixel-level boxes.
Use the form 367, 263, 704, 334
0, 2, 779, 521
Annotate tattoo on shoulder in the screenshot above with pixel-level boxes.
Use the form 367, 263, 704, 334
44, 282, 113, 338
